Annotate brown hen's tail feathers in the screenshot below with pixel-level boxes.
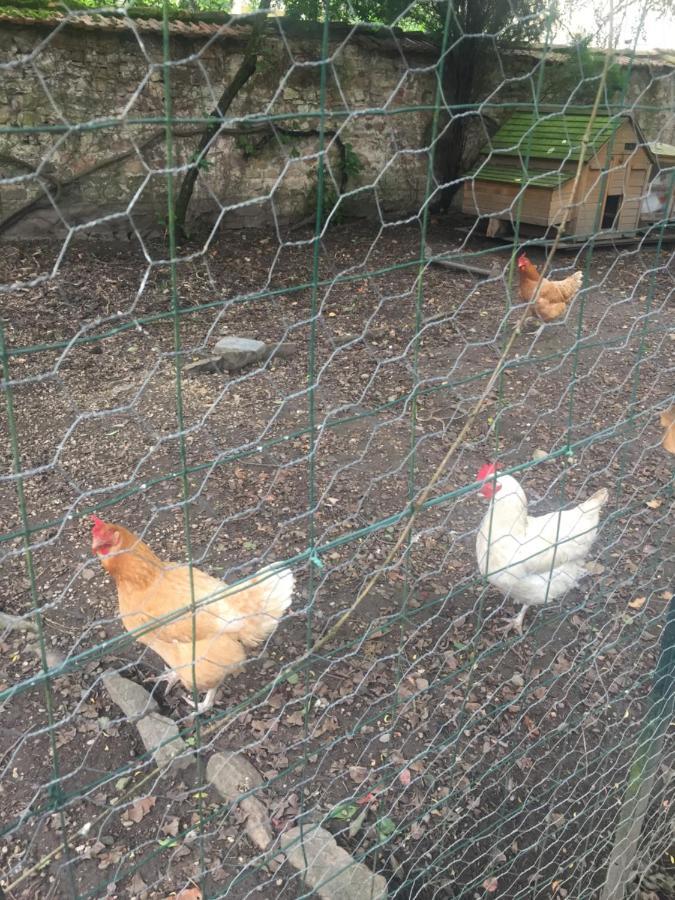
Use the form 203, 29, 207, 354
567, 271, 583, 292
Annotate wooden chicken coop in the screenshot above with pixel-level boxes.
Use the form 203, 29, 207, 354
462, 111, 656, 240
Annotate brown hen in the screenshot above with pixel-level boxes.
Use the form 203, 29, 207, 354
91, 516, 294, 712
518, 253, 583, 322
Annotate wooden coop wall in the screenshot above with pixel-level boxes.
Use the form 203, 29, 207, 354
571, 121, 651, 236
461, 180, 520, 219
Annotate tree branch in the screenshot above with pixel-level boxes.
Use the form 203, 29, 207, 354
173, 0, 272, 241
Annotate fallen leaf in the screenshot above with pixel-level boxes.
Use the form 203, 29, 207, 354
628, 596, 647, 610
348, 765, 369, 784
123, 796, 156, 824
130, 873, 148, 895
552, 655, 571, 676
409, 821, 425, 839
483, 876, 499, 892
523, 715, 540, 738
174, 888, 202, 900
661, 591, 673, 601
660, 406, 675, 454
162, 816, 180, 837
443, 650, 459, 670
645, 498, 663, 509
584, 561, 605, 575
552, 880, 562, 894
399, 768, 411, 787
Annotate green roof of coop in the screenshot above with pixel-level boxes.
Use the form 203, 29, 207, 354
467, 163, 574, 187
484, 111, 622, 162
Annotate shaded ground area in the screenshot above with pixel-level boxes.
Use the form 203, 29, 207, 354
0, 219, 673, 899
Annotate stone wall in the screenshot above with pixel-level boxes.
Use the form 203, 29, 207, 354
0, 13, 672, 241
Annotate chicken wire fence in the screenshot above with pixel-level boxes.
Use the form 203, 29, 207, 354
1, 1, 674, 898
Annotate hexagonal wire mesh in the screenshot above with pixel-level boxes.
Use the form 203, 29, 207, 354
0, 1, 674, 898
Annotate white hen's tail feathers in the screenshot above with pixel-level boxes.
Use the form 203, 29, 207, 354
222, 565, 294, 648
255, 565, 294, 624
578, 487, 609, 515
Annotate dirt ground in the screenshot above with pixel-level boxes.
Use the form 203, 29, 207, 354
0, 219, 673, 900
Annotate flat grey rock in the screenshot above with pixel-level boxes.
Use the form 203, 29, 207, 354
265, 341, 298, 361
102, 671, 158, 719
136, 711, 193, 770
281, 824, 387, 899
206, 751, 264, 800
183, 356, 223, 376
207, 752, 272, 849
213, 337, 267, 372
239, 795, 274, 850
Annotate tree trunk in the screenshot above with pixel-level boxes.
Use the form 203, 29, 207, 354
431, 38, 477, 213
173, 0, 271, 241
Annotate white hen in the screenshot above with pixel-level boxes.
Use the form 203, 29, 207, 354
475, 463, 608, 634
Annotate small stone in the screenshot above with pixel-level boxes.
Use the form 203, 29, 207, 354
183, 357, 223, 376
333, 333, 359, 347
212, 337, 267, 372
44, 648, 66, 669
532, 449, 548, 461
82, 569, 95, 581
109, 382, 132, 398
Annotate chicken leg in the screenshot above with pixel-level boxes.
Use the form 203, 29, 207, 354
185, 687, 218, 715
498, 603, 530, 637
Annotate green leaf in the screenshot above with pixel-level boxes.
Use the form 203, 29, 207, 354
328, 803, 359, 821
158, 837, 178, 848
376, 816, 396, 839
286, 672, 299, 685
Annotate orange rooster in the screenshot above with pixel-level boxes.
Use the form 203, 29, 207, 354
517, 253, 583, 322
91, 516, 294, 713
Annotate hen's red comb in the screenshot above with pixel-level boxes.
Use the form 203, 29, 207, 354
476, 462, 498, 482
90, 515, 106, 533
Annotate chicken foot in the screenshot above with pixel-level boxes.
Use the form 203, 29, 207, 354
497, 603, 530, 637
185, 687, 218, 715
